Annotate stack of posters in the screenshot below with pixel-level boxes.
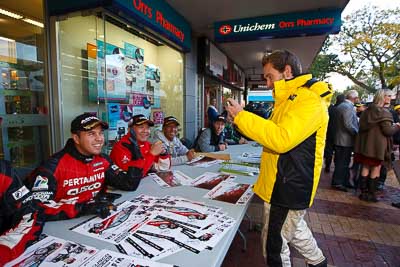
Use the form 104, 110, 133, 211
5, 235, 172, 267
149, 170, 192, 188
186, 156, 223, 168
71, 195, 236, 261
238, 152, 261, 164
204, 180, 254, 205
219, 162, 260, 176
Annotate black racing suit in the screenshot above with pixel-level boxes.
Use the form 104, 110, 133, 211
25, 139, 141, 221
0, 160, 44, 265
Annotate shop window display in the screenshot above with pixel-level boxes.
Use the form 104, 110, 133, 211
58, 14, 184, 151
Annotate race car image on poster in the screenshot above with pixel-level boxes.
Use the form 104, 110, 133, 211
191, 172, 233, 190
48, 242, 97, 265
88, 205, 138, 234
10, 241, 62, 267
152, 205, 207, 220
71, 202, 147, 244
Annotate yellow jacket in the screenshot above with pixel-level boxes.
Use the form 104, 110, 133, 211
235, 74, 332, 209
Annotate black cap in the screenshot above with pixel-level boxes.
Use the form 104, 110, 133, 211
214, 115, 226, 123
128, 114, 155, 127
163, 116, 180, 127
71, 113, 109, 133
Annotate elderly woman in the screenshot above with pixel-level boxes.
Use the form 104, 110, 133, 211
354, 90, 400, 202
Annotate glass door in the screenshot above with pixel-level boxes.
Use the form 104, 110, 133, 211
0, 0, 49, 175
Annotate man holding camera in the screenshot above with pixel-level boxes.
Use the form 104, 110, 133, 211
25, 113, 142, 221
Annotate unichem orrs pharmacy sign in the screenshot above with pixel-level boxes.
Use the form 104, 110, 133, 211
215, 9, 341, 42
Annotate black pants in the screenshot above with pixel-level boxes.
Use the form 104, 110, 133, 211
332, 146, 353, 186
324, 140, 334, 169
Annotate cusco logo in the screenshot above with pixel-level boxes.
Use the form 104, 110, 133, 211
219, 25, 232, 35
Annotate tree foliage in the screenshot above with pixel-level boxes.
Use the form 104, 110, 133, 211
311, 5, 400, 91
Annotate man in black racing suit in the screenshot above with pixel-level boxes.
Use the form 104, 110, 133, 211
0, 160, 45, 265
25, 113, 142, 221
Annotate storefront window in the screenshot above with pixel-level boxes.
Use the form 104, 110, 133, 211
0, 0, 49, 174
57, 13, 184, 151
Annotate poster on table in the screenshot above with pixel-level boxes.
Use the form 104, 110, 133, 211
145, 64, 161, 108
219, 162, 260, 176
204, 180, 254, 205
70, 202, 148, 245
80, 249, 174, 267
148, 170, 193, 188
191, 172, 234, 190
124, 42, 146, 93
5, 235, 98, 267
186, 155, 223, 168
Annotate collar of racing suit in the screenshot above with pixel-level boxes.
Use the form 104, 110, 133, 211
64, 138, 94, 163
272, 74, 312, 107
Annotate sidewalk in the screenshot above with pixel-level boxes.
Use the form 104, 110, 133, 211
222, 167, 400, 267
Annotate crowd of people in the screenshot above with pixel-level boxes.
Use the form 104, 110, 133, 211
324, 89, 400, 207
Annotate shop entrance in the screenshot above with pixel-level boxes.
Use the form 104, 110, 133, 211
0, 0, 50, 175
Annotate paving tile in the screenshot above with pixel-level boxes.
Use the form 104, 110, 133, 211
222, 167, 400, 267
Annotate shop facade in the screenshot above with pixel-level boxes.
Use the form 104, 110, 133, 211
197, 38, 245, 128
0, 0, 198, 174
47, 0, 192, 152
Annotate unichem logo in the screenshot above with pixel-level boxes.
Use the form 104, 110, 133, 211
219, 25, 232, 35
233, 22, 275, 33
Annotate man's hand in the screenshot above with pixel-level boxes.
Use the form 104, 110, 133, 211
80, 199, 117, 219
186, 149, 195, 161
239, 137, 248, 144
225, 98, 243, 119
150, 141, 165, 156
218, 144, 227, 151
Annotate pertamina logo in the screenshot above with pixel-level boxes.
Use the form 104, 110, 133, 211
219, 24, 232, 35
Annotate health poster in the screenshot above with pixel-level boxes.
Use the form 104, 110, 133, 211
124, 42, 146, 93
145, 64, 161, 108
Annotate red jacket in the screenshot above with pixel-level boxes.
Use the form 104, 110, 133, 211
110, 132, 170, 176
25, 139, 140, 220
0, 160, 44, 265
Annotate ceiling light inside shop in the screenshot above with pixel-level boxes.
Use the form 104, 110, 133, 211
0, 36, 15, 42
22, 18, 44, 28
0, 8, 23, 19
0, 7, 43, 28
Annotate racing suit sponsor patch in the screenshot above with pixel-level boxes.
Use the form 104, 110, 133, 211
93, 162, 103, 167
111, 164, 120, 171
32, 191, 54, 201
12, 185, 30, 200
32, 175, 49, 191
67, 182, 102, 196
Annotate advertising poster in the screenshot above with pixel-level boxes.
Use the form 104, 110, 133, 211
152, 110, 164, 125
204, 180, 254, 205
145, 64, 161, 108
88, 40, 128, 102
124, 42, 146, 93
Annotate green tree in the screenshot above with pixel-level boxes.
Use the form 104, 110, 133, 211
310, 5, 400, 91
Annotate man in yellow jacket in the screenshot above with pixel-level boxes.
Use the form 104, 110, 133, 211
226, 50, 332, 267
